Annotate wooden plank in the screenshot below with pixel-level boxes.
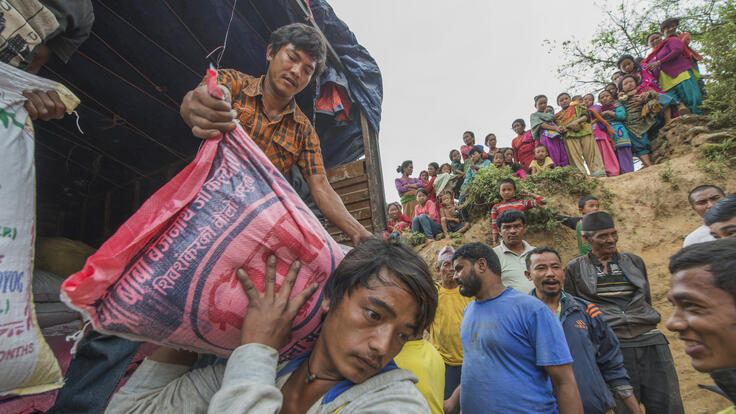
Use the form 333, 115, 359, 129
361, 110, 387, 233
338, 188, 370, 205
336, 181, 369, 197
330, 175, 368, 191
326, 160, 366, 184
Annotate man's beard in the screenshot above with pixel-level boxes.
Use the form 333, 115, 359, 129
459, 268, 482, 297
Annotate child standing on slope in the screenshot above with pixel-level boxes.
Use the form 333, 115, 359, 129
598, 90, 634, 174
490, 178, 546, 246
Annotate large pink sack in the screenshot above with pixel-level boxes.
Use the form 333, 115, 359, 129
61, 69, 344, 359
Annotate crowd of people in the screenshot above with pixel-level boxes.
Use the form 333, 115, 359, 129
390, 17, 706, 243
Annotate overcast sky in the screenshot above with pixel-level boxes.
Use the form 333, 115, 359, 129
327, 0, 607, 204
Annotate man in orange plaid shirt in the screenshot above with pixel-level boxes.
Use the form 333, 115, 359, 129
181, 23, 371, 244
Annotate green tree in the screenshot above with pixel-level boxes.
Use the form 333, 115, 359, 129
700, 1, 736, 127
548, 0, 725, 88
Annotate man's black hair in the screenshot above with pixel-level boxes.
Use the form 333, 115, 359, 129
669, 239, 736, 303
498, 178, 516, 190
525, 246, 562, 270
688, 185, 725, 206
705, 194, 736, 226
396, 160, 412, 174
578, 195, 599, 210
512, 119, 526, 129
468, 147, 482, 157
269, 23, 327, 78
497, 209, 526, 227
463, 131, 475, 139
428, 162, 440, 171
322, 238, 437, 334
616, 54, 636, 70
452, 242, 502, 277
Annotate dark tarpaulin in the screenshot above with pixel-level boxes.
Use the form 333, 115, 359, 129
36, 0, 382, 198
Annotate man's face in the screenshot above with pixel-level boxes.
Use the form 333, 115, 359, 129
453, 257, 483, 297
438, 259, 456, 287
265, 44, 315, 98
580, 199, 600, 215
500, 219, 526, 247
525, 252, 565, 297
512, 122, 524, 136
690, 188, 723, 218
558, 94, 571, 110
649, 33, 663, 49
710, 216, 736, 240
586, 228, 618, 256
666, 266, 736, 372
320, 269, 418, 383
463, 133, 474, 145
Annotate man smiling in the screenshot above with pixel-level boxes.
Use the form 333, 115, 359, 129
107, 238, 437, 413
666, 239, 736, 405
525, 247, 642, 414
564, 211, 684, 414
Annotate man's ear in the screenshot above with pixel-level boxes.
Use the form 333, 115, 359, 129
524, 270, 532, 281
265, 44, 274, 62
321, 297, 331, 313
475, 258, 487, 272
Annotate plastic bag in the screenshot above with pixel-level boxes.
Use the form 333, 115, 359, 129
61, 69, 345, 360
0, 61, 79, 396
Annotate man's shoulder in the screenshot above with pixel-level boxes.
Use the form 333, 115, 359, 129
565, 254, 588, 269
684, 225, 714, 247
329, 367, 428, 412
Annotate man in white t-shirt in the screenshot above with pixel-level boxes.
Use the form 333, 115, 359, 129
683, 185, 724, 247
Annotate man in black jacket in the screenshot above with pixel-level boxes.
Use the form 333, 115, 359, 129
564, 212, 684, 414
526, 246, 642, 414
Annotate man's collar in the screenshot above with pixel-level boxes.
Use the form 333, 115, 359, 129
499, 240, 532, 254
245, 75, 309, 126
588, 251, 619, 266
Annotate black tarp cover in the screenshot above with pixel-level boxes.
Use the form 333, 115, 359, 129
36, 0, 382, 206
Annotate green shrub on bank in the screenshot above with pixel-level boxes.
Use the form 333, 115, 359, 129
464, 166, 596, 233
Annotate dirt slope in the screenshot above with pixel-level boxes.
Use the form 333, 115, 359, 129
415, 116, 735, 413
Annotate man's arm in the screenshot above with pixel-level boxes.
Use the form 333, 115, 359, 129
306, 173, 373, 244
443, 385, 460, 414
544, 364, 584, 414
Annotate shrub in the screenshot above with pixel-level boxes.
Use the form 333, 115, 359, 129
701, 1, 736, 129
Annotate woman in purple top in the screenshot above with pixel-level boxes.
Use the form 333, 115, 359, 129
395, 160, 424, 221
643, 31, 702, 115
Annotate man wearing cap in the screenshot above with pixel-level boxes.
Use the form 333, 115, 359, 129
564, 212, 684, 414
428, 246, 472, 401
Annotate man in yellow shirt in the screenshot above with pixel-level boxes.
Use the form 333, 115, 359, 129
429, 246, 473, 399
395, 338, 446, 414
